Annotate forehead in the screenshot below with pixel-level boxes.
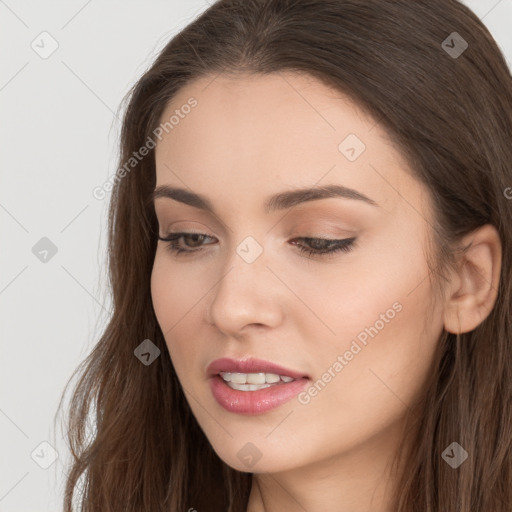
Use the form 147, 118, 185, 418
153, 72, 421, 216
155, 71, 384, 159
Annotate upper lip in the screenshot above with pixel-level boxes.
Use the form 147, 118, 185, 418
207, 357, 310, 379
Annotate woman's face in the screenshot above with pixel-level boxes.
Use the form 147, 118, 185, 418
151, 72, 445, 476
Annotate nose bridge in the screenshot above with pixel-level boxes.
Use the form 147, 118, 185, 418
217, 230, 269, 279
207, 233, 283, 331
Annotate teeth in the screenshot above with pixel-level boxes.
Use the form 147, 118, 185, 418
228, 382, 273, 391
247, 373, 266, 384
229, 373, 248, 384
264, 373, 281, 384
219, 372, 296, 385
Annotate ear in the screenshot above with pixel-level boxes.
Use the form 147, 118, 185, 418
443, 224, 502, 334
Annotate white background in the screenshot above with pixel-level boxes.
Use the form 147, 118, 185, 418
1, 1, 511, 510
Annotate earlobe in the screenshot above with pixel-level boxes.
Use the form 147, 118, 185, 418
443, 224, 502, 335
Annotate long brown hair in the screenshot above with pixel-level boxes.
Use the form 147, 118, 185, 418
57, 0, 512, 510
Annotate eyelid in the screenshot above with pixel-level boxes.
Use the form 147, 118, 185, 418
290, 216, 357, 231
158, 220, 220, 237
290, 228, 357, 240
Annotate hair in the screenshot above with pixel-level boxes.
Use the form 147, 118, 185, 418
56, 0, 512, 510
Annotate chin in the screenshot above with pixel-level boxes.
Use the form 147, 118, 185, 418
208, 441, 301, 474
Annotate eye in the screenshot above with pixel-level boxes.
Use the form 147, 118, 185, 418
158, 232, 216, 256
290, 236, 356, 258
158, 232, 356, 259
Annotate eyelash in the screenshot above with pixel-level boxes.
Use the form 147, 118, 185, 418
157, 232, 356, 258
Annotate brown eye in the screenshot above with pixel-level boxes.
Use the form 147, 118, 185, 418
158, 232, 217, 255
181, 233, 208, 248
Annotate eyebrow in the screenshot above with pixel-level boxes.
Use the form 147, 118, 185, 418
151, 183, 379, 214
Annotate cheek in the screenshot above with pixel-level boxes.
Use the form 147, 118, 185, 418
150, 255, 208, 374
283, 235, 425, 356
332, 220, 435, 345
150, 253, 207, 329
302, 225, 441, 406
286, 281, 441, 468
326, 282, 440, 423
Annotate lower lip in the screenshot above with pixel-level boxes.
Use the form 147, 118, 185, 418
209, 374, 310, 414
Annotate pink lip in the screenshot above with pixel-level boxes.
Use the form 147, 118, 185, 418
206, 357, 309, 379
207, 357, 310, 415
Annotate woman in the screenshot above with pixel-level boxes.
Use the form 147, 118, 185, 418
58, 0, 512, 510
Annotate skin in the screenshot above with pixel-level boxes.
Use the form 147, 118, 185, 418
150, 71, 501, 512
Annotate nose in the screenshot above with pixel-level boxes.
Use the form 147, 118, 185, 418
207, 244, 285, 336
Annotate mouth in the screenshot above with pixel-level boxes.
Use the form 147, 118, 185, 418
218, 371, 297, 391
206, 357, 310, 414
207, 356, 309, 382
